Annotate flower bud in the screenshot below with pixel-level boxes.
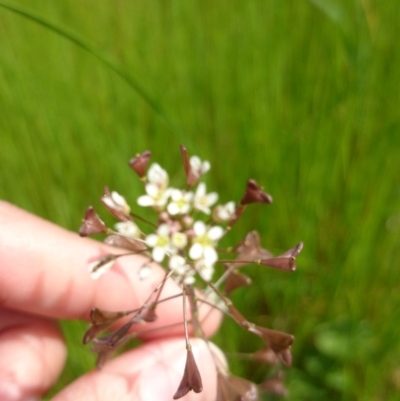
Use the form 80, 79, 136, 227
129, 150, 151, 177
240, 179, 273, 205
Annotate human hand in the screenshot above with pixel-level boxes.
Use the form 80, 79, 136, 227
0, 201, 221, 401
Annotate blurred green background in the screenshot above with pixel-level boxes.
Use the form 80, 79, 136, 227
1, 0, 399, 400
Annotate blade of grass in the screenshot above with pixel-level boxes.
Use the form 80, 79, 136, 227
0, 0, 184, 142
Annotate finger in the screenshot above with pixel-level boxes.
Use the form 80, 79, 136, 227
0, 307, 66, 401
0, 202, 221, 337
51, 338, 222, 401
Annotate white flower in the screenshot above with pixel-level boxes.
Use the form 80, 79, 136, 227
103, 191, 131, 215
137, 184, 171, 208
169, 255, 195, 284
189, 221, 223, 265
145, 224, 175, 262
213, 201, 236, 222
167, 189, 193, 215
195, 258, 215, 281
171, 232, 188, 249
147, 163, 169, 190
115, 221, 140, 238
193, 183, 218, 215
169, 255, 189, 275
190, 156, 211, 177
137, 163, 171, 209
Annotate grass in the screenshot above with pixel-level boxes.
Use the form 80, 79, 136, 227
1, 0, 400, 399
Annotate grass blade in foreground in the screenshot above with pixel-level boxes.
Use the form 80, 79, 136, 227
0, 0, 183, 140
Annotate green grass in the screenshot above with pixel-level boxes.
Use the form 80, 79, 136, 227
1, 1, 400, 399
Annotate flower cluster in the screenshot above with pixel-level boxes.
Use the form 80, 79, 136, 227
79, 145, 303, 400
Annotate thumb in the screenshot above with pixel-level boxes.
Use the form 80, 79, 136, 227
51, 338, 223, 401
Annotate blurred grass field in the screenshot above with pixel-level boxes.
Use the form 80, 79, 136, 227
1, 0, 400, 400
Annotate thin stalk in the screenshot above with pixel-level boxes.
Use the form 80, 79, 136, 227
187, 287, 229, 377
129, 212, 157, 229
126, 320, 186, 338
182, 284, 191, 350
186, 285, 202, 337
197, 298, 229, 316
115, 250, 150, 259
136, 270, 174, 317
212, 258, 261, 289
92, 292, 183, 322
151, 268, 170, 307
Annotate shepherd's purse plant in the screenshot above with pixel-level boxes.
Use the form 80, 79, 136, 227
79, 145, 303, 400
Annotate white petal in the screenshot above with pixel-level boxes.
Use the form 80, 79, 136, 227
175, 263, 188, 275
148, 163, 168, 187
111, 191, 128, 209
145, 234, 158, 247
169, 255, 184, 269
152, 247, 165, 262
201, 160, 211, 174
214, 205, 227, 221
158, 224, 170, 236
215, 201, 235, 221
148, 163, 162, 181
167, 202, 179, 215
137, 195, 154, 207
167, 243, 178, 255
170, 189, 183, 201
206, 192, 218, 206
184, 275, 196, 285
200, 266, 214, 281
115, 221, 139, 238
226, 201, 235, 213
163, 187, 173, 198
145, 183, 159, 198
196, 205, 211, 215
155, 190, 170, 207
189, 243, 203, 260
195, 182, 206, 197
184, 192, 194, 202
102, 197, 115, 209
208, 226, 224, 241
193, 221, 206, 236
190, 156, 201, 170
180, 203, 191, 214
203, 246, 218, 265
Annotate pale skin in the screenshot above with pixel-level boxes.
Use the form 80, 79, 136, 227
0, 201, 222, 401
